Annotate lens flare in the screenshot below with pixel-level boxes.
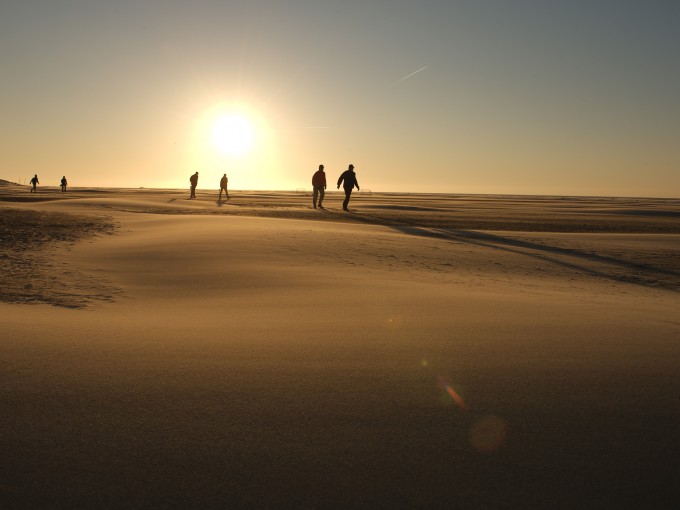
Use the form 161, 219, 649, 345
469, 415, 507, 453
385, 315, 404, 329
437, 375, 467, 410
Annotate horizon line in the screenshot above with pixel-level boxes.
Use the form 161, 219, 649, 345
1, 182, 678, 201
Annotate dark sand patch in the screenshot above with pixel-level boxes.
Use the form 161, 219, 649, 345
363, 204, 442, 212
0, 208, 119, 307
606, 208, 680, 218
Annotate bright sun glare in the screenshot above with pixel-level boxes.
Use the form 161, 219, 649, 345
211, 115, 254, 155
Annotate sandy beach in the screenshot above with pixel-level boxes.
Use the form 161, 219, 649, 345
2, 183, 679, 508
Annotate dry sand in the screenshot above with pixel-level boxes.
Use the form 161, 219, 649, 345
2, 184, 679, 508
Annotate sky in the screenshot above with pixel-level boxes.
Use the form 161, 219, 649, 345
1, 0, 679, 197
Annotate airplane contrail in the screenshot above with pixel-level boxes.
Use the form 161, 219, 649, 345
393, 65, 428, 85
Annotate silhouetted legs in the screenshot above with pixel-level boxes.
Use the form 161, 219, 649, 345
343, 188, 352, 210
219, 188, 229, 200
190, 186, 196, 199
313, 185, 324, 208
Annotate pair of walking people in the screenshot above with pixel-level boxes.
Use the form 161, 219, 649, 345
189, 171, 229, 200
27, 175, 67, 192
312, 164, 360, 210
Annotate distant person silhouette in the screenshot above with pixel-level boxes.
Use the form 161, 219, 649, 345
312, 164, 326, 209
189, 171, 199, 199
30, 174, 39, 193
337, 164, 360, 211
219, 173, 229, 200
60, 176, 68, 192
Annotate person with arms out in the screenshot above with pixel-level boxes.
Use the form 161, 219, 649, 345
60, 176, 68, 192
219, 173, 229, 200
311, 164, 326, 209
189, 171, 199, 199
337, 164, 359, 211
30, 174, 39, 193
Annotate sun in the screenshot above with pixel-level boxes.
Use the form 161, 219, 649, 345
211, 115, 254, 155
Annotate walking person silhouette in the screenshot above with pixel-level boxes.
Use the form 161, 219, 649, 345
30, 174, 39, 193
189, 171, 199, 199
219, 173, 229, 200
336, 164, 360, 211
60, 176, 68, 192
312, 164, 326, 209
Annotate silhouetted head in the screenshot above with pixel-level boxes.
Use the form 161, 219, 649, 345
319, 164, 324, 170
348, 164, 354, 170
223, 173, 226, 177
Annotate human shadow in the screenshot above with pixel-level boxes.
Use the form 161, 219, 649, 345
388, 225, 679, 292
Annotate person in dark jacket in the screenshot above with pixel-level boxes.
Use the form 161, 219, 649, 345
30, 174, 39, 193
336, 164, 360, 211
219, 173, 229, 200
311, 164, 326, 209
60, 176, 68, 192
189, 171, 199, 199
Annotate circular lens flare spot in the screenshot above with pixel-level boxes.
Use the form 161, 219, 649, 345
469, 415, 507, 453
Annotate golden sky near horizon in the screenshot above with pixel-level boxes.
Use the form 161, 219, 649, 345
1, 1, 679, 197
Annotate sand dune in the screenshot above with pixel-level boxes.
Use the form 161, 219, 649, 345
1, 186, 679, 508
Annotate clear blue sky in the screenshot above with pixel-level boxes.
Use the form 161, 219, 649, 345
2, 0, 679, 196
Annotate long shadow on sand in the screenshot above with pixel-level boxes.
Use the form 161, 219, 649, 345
332, 209, 680, 291
393, 225, 680, 292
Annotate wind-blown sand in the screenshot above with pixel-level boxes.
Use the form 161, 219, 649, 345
2, 184, 679, 508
